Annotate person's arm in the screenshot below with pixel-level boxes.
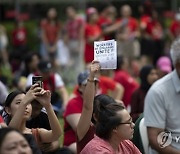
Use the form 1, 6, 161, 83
8, 85, 42, 130
87, 34, 102, 44
111, 83, 124, 100
66, 113, 81, 132
77, 61, 100, 141
36, 90, 62, 143
103, 21, 123, 35
147, 127, 180, 154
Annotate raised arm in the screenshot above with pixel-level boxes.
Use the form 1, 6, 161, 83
8, 84, 42, 130
36, 90, 62, 143
77, 61, 100, 141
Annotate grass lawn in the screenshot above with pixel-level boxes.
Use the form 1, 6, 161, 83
59, 117, 64, 147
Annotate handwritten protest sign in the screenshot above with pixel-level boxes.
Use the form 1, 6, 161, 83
94, 39, 117, 69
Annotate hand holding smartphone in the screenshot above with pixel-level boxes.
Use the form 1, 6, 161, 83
32, 76, 43, 88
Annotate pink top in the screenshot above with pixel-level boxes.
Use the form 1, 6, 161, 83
80, 135, 141, 154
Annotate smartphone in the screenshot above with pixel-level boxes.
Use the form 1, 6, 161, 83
32, 76, 43, 87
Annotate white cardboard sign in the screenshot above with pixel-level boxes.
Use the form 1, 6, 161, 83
94, 39, 117, 69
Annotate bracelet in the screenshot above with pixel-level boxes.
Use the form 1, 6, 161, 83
87, 78, 95, 82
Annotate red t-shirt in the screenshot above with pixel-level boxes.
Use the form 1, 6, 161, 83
117, 17, 138, 33
97, 16, 114, 40
170, 20, 180, 38
98, 76, 116, 95
12, 27, 27, 46
140, 14, 152, 29
63, 92, 83, 146
0, 115, 4, 123
114, 70, 139, 107
41, 19, 61, 44
66, 17, 84, 40
146, 20, 163, 40
81, 135, 141, 154
77, 124, 95, 154
73, 76, 117, 96
84, 23, 101, 63
97, 16, 112, 27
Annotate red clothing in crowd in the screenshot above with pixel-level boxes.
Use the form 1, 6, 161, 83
73, 76, 117, 96
41, 19, 61, 44
0, 115, 4, 123
146, 20, 163, 40
114, 70, 139, 107
63, 92, 83, 146
84, 23, 101, 63
77, 124, 95, 154
97, 16, 112, 27
80, 135, 141, 154
170, 20, 180, 38
97, 16, 112, 40
66, 17, 84, 40
97, 76, 116, 95
140, 14, 152, 29
117, 17, 138, 33
12, 27, 27, 46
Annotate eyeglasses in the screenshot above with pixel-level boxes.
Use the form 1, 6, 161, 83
118, 117, 134, 126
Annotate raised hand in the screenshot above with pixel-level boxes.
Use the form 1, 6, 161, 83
89, 60, 100, 79
23, 84, 43, 105
36, 90, 51, 109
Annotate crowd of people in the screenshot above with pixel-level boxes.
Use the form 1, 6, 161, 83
0, 0, 180, 154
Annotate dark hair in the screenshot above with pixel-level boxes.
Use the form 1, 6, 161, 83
96, 103, 125, 140
92, 94, 117, 124
0, 128, 26, 149
140, 65, 154, 92
116, 56, 124, 70
4, 90, 25, 107
3, 90, 25, 124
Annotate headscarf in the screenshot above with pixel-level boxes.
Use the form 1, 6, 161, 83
140, 65, 154, 92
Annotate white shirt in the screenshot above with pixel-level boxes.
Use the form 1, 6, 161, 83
144, 70, 180, 152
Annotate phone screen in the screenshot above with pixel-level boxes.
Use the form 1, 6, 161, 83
32, 76, 43, 87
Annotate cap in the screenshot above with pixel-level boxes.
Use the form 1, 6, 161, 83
86, 7, 97, 16
77, 70, 99, 85
157, 56, 172, 73
38, 60, 52, 73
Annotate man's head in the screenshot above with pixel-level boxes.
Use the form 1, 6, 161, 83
77, 70, 99, 94
120, 5, 132, 18
170, 38, 180, 76
66, 6, 76, 19
38, 60, 52, 78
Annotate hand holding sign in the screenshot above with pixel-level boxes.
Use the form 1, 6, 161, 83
94, 39, 117, 69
